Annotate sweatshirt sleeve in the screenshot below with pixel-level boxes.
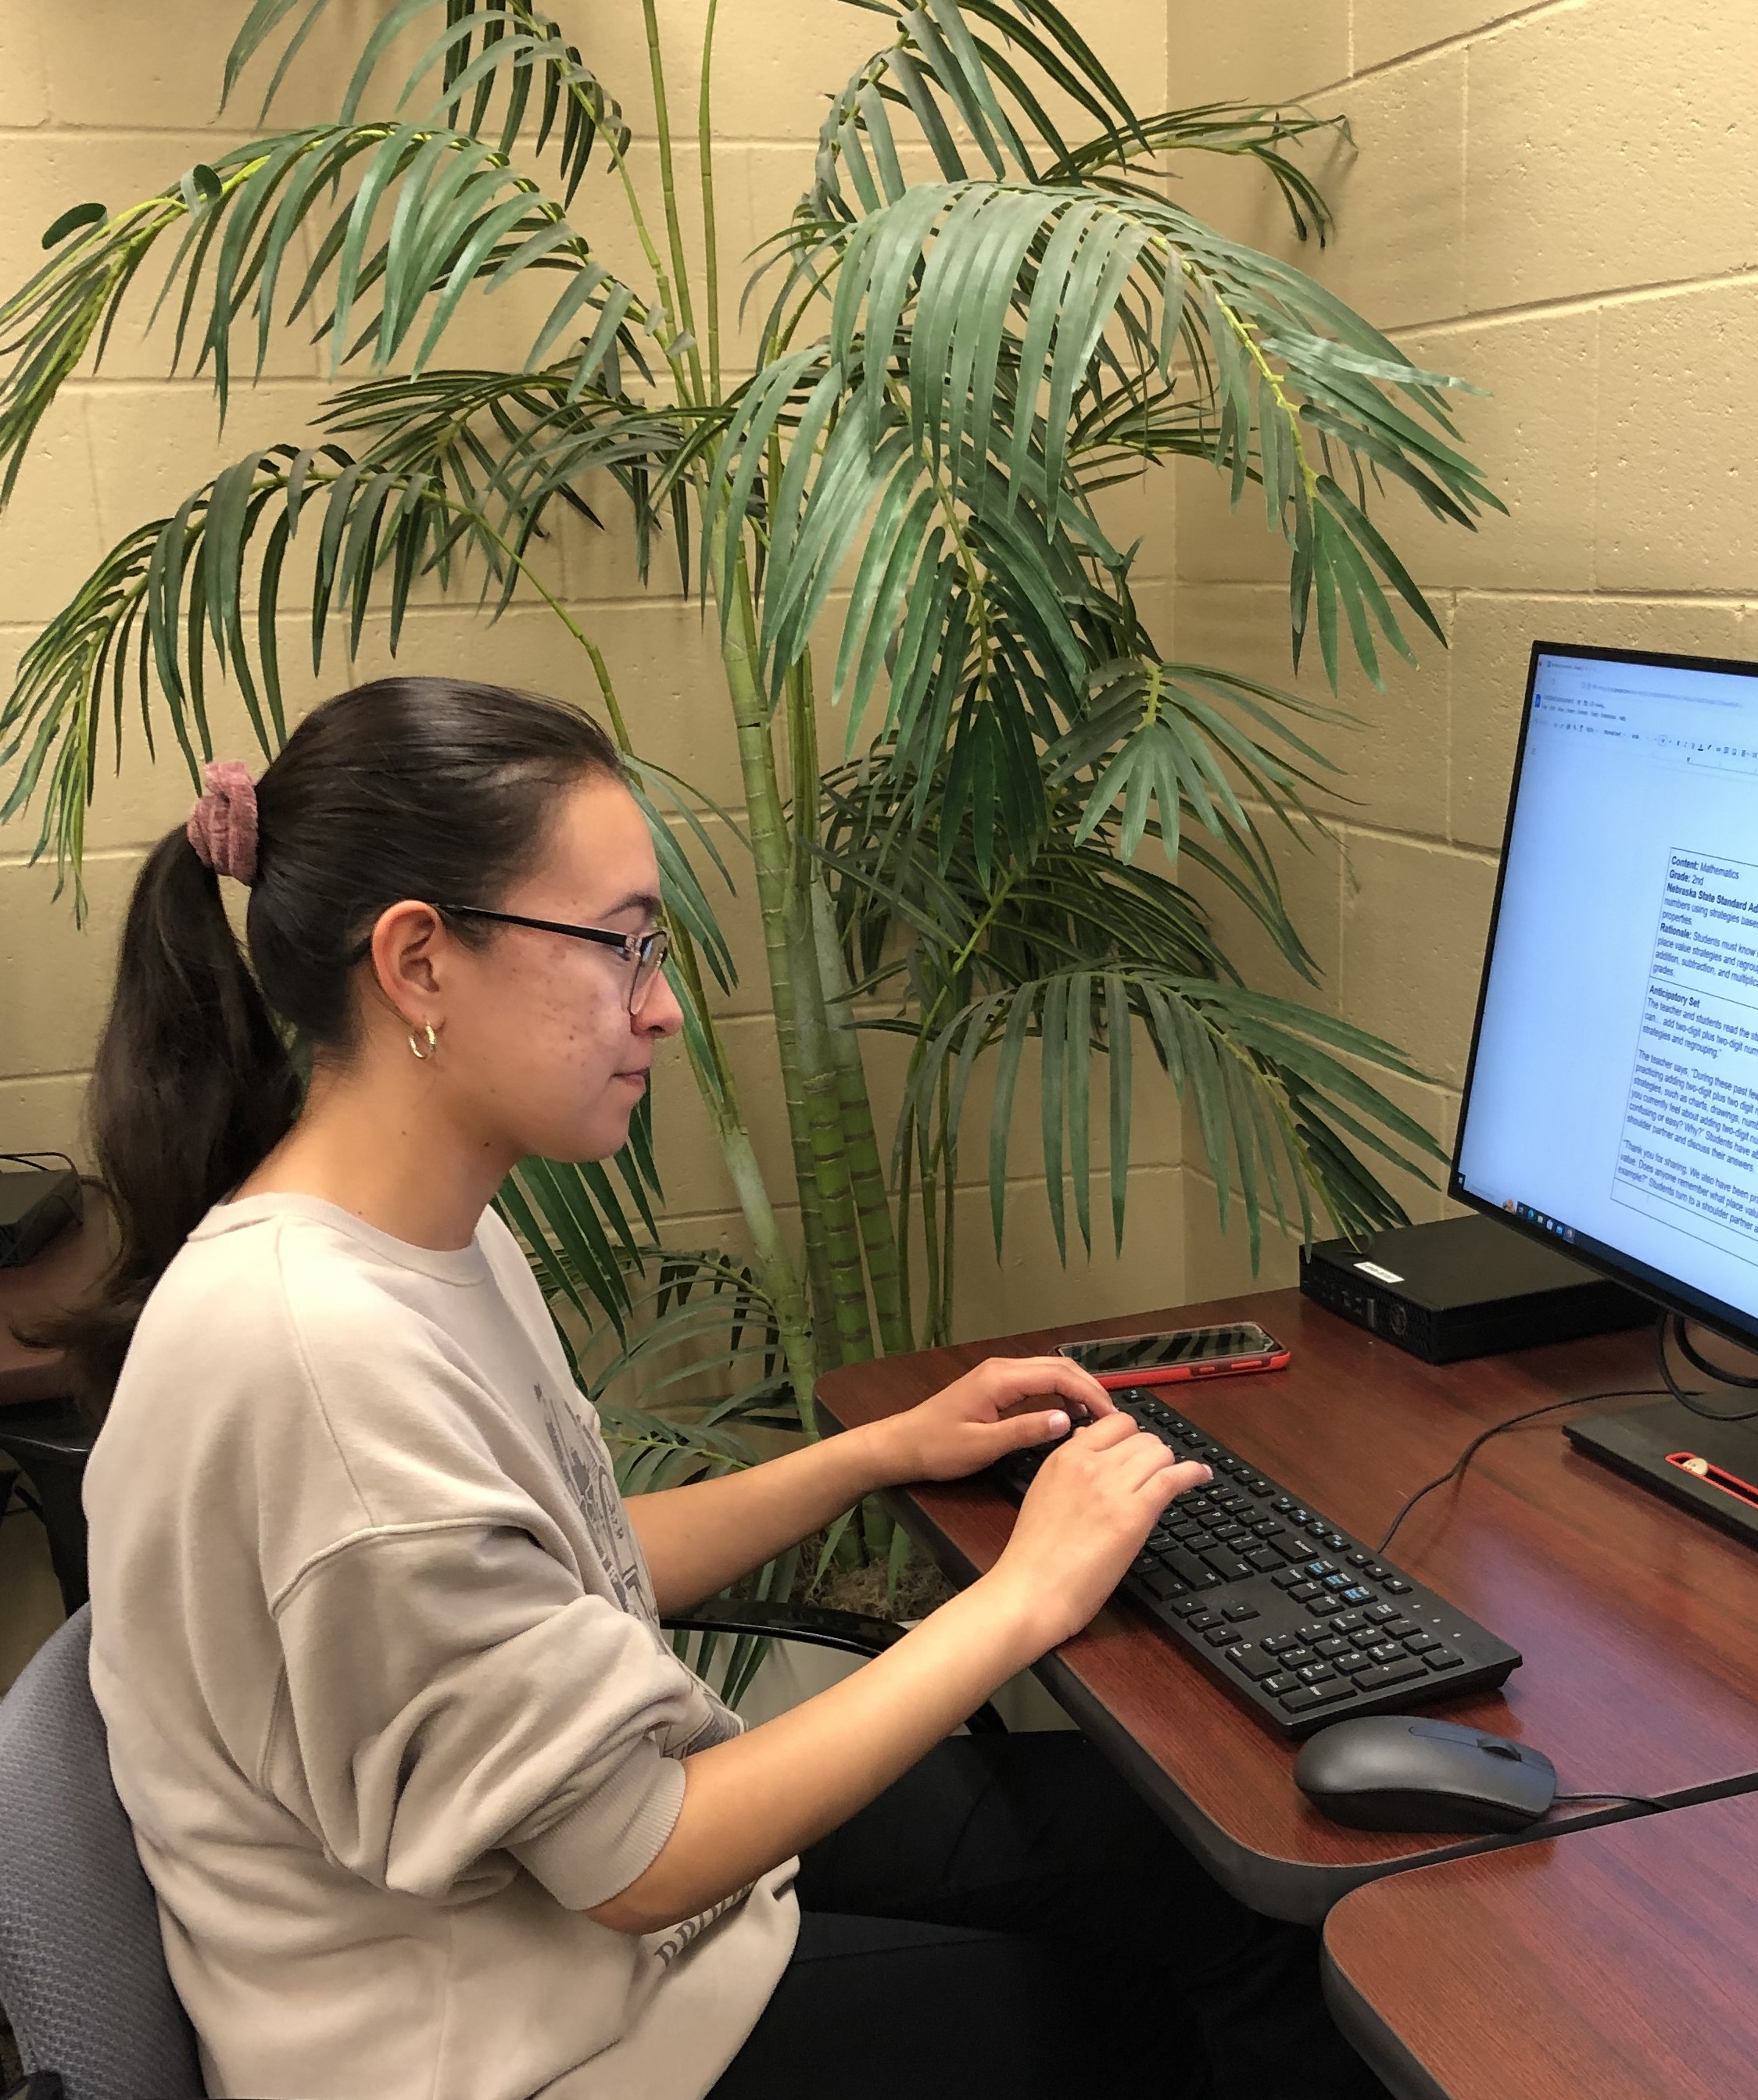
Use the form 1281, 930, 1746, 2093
264, 1523, 696, 1910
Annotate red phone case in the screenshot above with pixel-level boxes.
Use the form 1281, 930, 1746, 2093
1063, 1330, 1291, 1391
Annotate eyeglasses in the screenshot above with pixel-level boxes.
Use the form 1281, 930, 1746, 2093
435, 905, 671, 1015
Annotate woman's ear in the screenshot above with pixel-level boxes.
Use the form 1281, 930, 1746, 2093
367, 900, 449, 1031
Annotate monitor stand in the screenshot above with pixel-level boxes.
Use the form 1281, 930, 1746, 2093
1567, 1401, 1758, 1549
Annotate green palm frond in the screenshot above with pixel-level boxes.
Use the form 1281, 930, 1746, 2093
227, 0, 632, 206
899, 966, 1442, 1266
0, 121, 653, 504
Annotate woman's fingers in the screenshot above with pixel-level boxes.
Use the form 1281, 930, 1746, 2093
983, 1354, 1116, 1419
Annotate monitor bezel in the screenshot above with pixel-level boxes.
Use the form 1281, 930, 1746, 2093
1448, 637, 1758, 1351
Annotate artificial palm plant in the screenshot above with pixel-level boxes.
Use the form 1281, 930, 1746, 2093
0, 0, 1497, 1515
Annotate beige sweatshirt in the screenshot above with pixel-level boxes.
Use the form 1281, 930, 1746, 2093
82, 1195, 798, 2100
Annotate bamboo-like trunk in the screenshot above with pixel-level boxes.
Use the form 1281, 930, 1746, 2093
712, 535, 868, 1365
809, 878, 910, 1355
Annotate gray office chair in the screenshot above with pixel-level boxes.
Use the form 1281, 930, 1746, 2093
0, 1607, 204, 2100
0, 1600, 999, 2100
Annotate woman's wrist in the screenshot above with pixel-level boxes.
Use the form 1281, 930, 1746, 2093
838, 1412, 920, 1496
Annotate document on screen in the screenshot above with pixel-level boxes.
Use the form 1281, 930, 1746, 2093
1613, 849, 1758, 1259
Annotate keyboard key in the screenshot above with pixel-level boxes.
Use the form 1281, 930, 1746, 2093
1133, 1553, 1161, 1575
1224, 1646, 1284, 1682
1171, 1595, 1208, 1618
1184, 1533, 1217, 1553
1203, 1626, 1237, 1647
1280, 1682, 1355, 1713
1271, 1569, 1305, 1590
1332, 1612, 1366, 1635
1188, 1611, 1221, 1632
1353, 1658, 1428, 1691
1336, 1651, 1377, 1676
1383, 1577, 1412, 1594
1289, 1582, 1323, 1602
1341, 1587, 1373, 1606
1315, 1637, 1351, 1659
1244, 1548, 1284, 1573
1272, 1496, 1297, 1513
1280, 1646, 1315, 1669
1143, 1571, 1187, 1601
1366, 1642, 1403, 1665
1295, 1623, 1327, 1643
1262, 1633, 1300, 1654
1251, 1520, 1284, 1538
1201, 1551, 1255, 1582
1404, 1635, 1442, 1655
1167, 1551, 1217, 1588
1323, 1573, 1352, 1592
1310, 1597, 1344, 1616
1426, 1650, 1465, 1672
1296, 1662, 1338, 1684
1222, 1602, 1259, 1623
1347, 1551, 1373, 1568
1380, 1619, 1418, 1640
1262, 1671, 1298, 1695
1365, 1603, 1398, 1624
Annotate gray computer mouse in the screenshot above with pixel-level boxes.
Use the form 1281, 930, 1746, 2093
1294, 1715, 1558, 1833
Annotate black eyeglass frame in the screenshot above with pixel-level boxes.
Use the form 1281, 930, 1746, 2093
344, 903, 670, 1014
440, 904, 670, 1013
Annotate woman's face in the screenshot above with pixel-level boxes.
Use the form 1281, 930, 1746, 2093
427, 773, 686, 1165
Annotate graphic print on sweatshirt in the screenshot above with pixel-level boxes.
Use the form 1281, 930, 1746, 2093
533, 1383, 655, 1619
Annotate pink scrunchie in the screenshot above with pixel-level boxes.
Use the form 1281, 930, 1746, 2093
185, 760, 260, 885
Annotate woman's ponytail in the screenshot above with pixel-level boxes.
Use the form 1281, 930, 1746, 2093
56, 827, 299, 1410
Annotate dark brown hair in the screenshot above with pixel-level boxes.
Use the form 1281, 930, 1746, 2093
54, 674, 621, 1411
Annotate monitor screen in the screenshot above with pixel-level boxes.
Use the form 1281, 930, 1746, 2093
1452, 642, 1758, 1346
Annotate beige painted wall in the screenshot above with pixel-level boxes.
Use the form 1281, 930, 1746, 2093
0, 0, 1188, 1354
5, 0, 1752, 1363
1169, 0, 1758, 1300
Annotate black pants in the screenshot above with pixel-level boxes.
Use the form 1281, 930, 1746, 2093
710, 1732, 1384, 2100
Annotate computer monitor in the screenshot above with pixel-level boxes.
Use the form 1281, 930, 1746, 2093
1452, 640, 1758, 1353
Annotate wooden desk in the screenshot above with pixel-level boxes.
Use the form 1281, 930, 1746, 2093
817, 1287, 1758, 1923
1322, 1791, 1758, 2100
0, 1188, 109, 1408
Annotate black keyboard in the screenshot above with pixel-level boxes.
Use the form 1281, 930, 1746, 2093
994, 1388, 1522, 1737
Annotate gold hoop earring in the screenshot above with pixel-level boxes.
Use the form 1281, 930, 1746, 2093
408, 1023, 438, 1061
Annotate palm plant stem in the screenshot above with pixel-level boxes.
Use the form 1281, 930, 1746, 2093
639, 0, 707, 407
711, 529, 852, 1357
665, 906, 820, 1429
696, 0, 723, 399
809, 878, 910, 1354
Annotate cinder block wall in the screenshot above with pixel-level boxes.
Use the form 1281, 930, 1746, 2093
0, 0, 1190, 1346
1167, 0, 1758, 1297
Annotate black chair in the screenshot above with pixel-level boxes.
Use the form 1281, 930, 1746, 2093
0, 1601, 997, 2100
0, 1404, 93, 1615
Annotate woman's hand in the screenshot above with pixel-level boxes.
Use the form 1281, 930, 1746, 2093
985, 1412, 1212, 1650
871, 1354, 1119, 1486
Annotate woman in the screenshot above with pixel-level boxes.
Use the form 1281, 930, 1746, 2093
70, 677, 1380, 2100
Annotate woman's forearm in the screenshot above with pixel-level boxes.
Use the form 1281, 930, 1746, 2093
586, 1571, 1046, 1934
625, 1419, 906, 1612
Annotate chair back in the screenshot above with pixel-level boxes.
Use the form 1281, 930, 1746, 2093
0, 1607, 204, 2100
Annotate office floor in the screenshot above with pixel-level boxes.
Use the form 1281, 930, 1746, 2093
0, 1490, 64, 1694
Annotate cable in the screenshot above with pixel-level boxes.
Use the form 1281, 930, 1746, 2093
0, 1150, 75, 1173
1658, 1313, 1758, 1423
1549, 1791, 1667, 1812
1375, 1386, 1666, 1556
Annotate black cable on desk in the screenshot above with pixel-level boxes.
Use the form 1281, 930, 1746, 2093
1374, 1386, 1667, 1556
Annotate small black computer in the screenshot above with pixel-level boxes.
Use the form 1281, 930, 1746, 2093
1450, 640, 1758, 1547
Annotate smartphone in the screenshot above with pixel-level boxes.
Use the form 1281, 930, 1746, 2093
1055, 1322, 1290, 1390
